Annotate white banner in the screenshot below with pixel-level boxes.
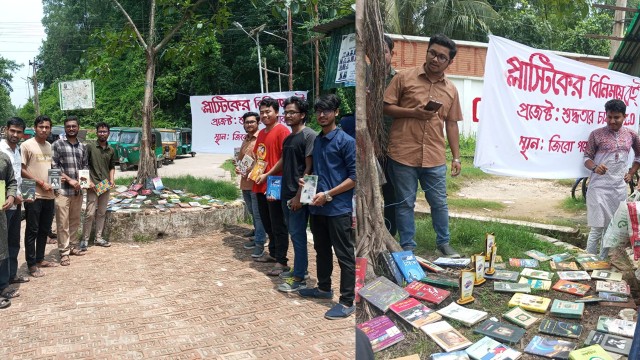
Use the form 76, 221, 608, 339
474, 36, 640, 179
335, 33, 356, 86
190, 91, 308, 154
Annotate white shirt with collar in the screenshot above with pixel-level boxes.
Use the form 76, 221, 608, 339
0, 138, 21, 188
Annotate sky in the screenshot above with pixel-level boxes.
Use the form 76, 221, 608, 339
0, 0, 46, 108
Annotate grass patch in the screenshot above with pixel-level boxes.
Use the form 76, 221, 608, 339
446, 157, 493, 193
133, 234, 153, 243
115, 175, 239, 201
221, 158, 237, 179
560, 196, 587, 213
555, 179, 576, 187
447, 198, 505, 211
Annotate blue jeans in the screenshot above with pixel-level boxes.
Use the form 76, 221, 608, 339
242, 190, 266, 246
388, 159, 450, 250
282, 201, 309, 279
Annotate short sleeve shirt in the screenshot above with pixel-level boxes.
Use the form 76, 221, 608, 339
252, 124, 290, 194
281, 127, 316, 200
238, 133, 258, 191
20, 138, 54, 200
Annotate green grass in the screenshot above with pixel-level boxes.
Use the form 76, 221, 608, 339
115, 175, 239, 201
221, 158, 237, 179
560, 196, 587, 212
447, 198, 505, 211
555, 179, 576, 187
445, 157, 493, 193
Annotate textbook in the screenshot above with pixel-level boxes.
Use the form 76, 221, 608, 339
421, 321, 473, 352
378, 250, 405, 286
550, 261, 580, 271
299, 174, 317, 204
503, 306, 540, 329
431, 351, 470, 360
518, 277, 551, 290
525, 250, 551, 261
420, 273, 459, 288
465, 336, 522, 360
355, 257, 367, 303
584, 331, 631, 356
568, 345, 614, 360
595, 316, 636, 338
358, 276, 409, 312
389, 297, 442, 328
433, 257, 471, 268
520, 268, 553, 281
356, 315, 404, 352
415, 255, 445, 273
20, 179, 35, 201
436, 302, 488, 327
557, 271, 591, 281
247, 160, 267, 182
596, 281, 630, 296
493, 282, 531, 293
473, 319, 526, 345
552, 280, 590, 296
392, 251, 427, 283
484, 270, 519, 282
591, 270, 623, 282
79, 169, 90, 189
550, 299, 585, 319
404, 281, 450, 305
509, 258, 538, 267
538, 319, 583, 339
48, 169, 61, 190
507, 293, 551, 313
265, 176, 282, 200
524, 336, 576, 359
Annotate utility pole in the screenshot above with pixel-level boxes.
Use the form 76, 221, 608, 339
611, 0, 627, 58
287, 6, 293, 91
314, 2, 320, 100
29, 58, 40, 116
263, 58, 269, 93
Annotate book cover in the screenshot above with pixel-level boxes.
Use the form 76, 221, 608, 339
552, 280, 591, 296
503, 306, 540, 329
377, 250, 405, 286
580, 261, 612, 271
433, 258, 471, 268
551, 253, 573, 262
574, 295, 604, 303
130, 183, 143, 192
265, 175, 282, 200
568, 344, 614, 360
356, 315, 404, 352
421, 273, 460, 288
484, 270, 519, 282
415, 255, 445, 273
237, 154, 254, 175
595, 281, 630, 296
431, 351, 470, 360
355, 257, 367, 303
598, 292, 629, 302
509, 258, 539, 268
584, 331, 631, 356
436, 302, 488, 327
392, 251, 427, 283
591, 270, 623, 282
473, 319, 526, 345
538, 319, 583, 339
493, 282, 531, 293
557, 271, 591, 281
389, 297, 442, 328
485, 233, 495, 261
404, 281, 450, 305
358, 276, 409, 312
247, 160, 267, 182
233, 147, 241, 160
20, 179, 36, 200
299, 174, 317, 204
152, 177, 164, 190
550, 261, 579, 271
524, 336, 576, 359
421, 320, 473, 352
550, 299, 585, 319
508, 293, 551, 313
465, 336, 522, 360
95, 179, 112, 196
48, 169, 61, 190
188, 201, 201, 207
520, 268, 553, 281
596, 316, 636, 338
79, 169, 90, 189
518, 277, 551, 290
525, 250, 551, 261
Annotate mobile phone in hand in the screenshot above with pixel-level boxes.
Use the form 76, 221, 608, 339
424, 100, 443, 112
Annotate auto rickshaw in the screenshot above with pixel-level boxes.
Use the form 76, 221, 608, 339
174, 127, 196, 157
158, 128, 178, 164
117, 128, 164, 171
22, 128, 35, 143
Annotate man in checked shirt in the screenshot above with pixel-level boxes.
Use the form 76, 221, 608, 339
51, 116, 88, 266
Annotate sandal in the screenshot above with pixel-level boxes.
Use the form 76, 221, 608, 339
0, 298, 10, 309
254, 254, 277, 263
37, 260, 59, 268
60, 255, 70, 267
267, 265, 290, 276
9, 276, 30, 284
1, 288, 20, 299
29, 266, 45, 278
69, 248, 86, 256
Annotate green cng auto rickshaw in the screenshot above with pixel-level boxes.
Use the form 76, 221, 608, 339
174, 127, 196, 157
117, 128, 164, 171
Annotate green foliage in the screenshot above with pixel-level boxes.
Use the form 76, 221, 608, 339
561, 196, 588, 212
221, 159, 237, 179
447, 198, 506, 210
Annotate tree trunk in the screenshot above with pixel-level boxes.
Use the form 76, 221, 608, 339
136, 49, 158, 185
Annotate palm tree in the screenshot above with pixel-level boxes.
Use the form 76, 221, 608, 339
383, 0, 428, 36
422, 0, 499, 41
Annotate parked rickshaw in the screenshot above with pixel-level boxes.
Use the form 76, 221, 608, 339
117, 128, 164, 171
174, 127, 196, 157
22, 128, 35, 143
158, 128, 178, 164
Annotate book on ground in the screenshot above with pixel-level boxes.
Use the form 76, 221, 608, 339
465, 336, 522, 360
494, 282, 531, 293
404, 281, 450, 305
596, 316, 636, 338
598, 292, 629, 302
433, 257, 471, 268
551, 253, 573, 262
520, 268, 553, 281
596, 281, 630, 296
550, 299, 585, 319
584, 330, 631, 356
508, 293, 551, 313
484, 270, 519, 282
389, 297, 442, 328
299, 174, 317, 204
538, 319, 583, 338
356, 315, 404, 352
265, 175, 282, 200
420, 273, 460, 288
525, 250, 551, 261
518, 277, 551, 290
48, 169, 61, 190
579, 260, 611, 271
509, 258, 539, 267
355, 257, 367, 303
378, 250, 405, 286
358, 276, 409, 312
568, 344, 614, 360
503, 306, 540, 329
392, 251, 427, 283
574, 295, 604, 303
557, 271, 591, 281
524, 335, 576, 359
421, 320, 473, 352
430, 351, 470, 360
591, 270, 623, 282
152, 177, 164, 190
415, 255, 445, 273
552, 280, 590, 296
473, 319, 526, 345
551, 261, 580, 271
436, 302, 488, 327
79, 169, 90, 189
20, 179, 35, 200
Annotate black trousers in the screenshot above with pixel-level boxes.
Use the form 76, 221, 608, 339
310, 213, 355, 307
6, 205, 21, 279
380, 155, 397, 236
255, 193, 289, 266
24, 199, 55, 267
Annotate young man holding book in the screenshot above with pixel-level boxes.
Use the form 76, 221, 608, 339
276, 96, 316, 292
298, 94, 356, 319
236, 112, 267, 258
21, 115, 56, 277
51, 116, 89, 266
252, 98, 291, 274
81, 122, 116, 249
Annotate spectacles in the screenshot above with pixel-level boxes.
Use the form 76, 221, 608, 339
427, 49, 449, 63
284, 111, 301, 116
316, 110, 336, 117
97, 131, 109, 134
243, 120, 257, 124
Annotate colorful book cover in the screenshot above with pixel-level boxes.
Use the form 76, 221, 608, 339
584, 331, 631, 356
48, 169, 61, 190
436, 302, 488, 327
557, 271, 591, 281
551, 253, 573, 262
430, 351, 470, 360
525, 250, 551, 261
247, 160, 267, 182
550, 261, 580, 271
79, 169, 90, 189
265, 175, 282, 200
591, 270, 623, 282
473, 319, 526, 345
574, 295, 604, 303
421, 273, 460, 288
579, 261, 611, 271
20, 179, 36, 200
433, 258, 471, 267
94, 179, 112, 196
152, 177, 164, 190
356, 315, 404, 352
596, 316, 636, 338
508, 293, 551, 313
509, 258, 539, 268
484, 270, 519, 282
524, 336, 576, 359
465, 336, 522, 360
550, 299, 585, 319
389, 297, 442, 328
355, 257, 367, 303
237, 154, 254, 175
538, 319, 583, 338
598, 292, 629, 302
404, 281, 450, 305
503, 306, 540, 329
377, 250, 405, 286
358, 276, 409, 312
130, 183, 143, 192
392, 251, 427, 283
299, 174, 317, 204
520, 268, 553, 281
493, 282, 531, 293
595, 281, 630, 296
518, 277, 551, 290
421, 320, 473, 352
552, 280, 590, 296
568, 344, 614, 360
415, 255, 445, 273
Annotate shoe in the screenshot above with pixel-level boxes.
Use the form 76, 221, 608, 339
277, 278, 307, 293
254, 253, 277, 263
48, 231, 57, 239
9, 276, 29, 284
95, 239, 111, 248
402, 246, 415, 252
267, 265, 290, 276
251, 246, 265, 258
324, 303, 355, 320
243, 240, 256, 249
278, 270, 310, 280
243, 230, 255, 238
437, 243, 461, 258
298, 287, 333, 299
69, 248, 86, 256
79, 240, 88, 252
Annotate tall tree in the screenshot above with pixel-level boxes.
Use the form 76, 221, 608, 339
422, 0, 499, 41
0, 57, 20, 121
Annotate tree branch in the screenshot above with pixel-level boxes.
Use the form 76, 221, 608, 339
154, 0, 207, 53
111, 0, 148, 50
149, 0, 156, 50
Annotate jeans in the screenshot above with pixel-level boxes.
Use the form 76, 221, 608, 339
255, 193, 289, 266
388, 159, 450, 250
6, 205, 21, 279
310, 213, 355, 307
24, 199, 55, 267
282, 201, 309, 279
242, 190, 266, 245
55, 194, 83, 256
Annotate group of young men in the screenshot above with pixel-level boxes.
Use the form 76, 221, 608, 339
236, 94, 357, 320
0, 115, 116, 307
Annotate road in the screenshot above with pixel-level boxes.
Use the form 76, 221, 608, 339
115, 153, 233, 181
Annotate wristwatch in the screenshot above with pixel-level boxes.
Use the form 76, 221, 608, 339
324, 191, 333, 202
591, 164, 597, 172
453, 159, 461, 164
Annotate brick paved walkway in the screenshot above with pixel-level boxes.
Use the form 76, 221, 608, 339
0, 225, 354, 359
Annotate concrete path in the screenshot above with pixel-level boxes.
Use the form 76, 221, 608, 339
115, 153, 233, 181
